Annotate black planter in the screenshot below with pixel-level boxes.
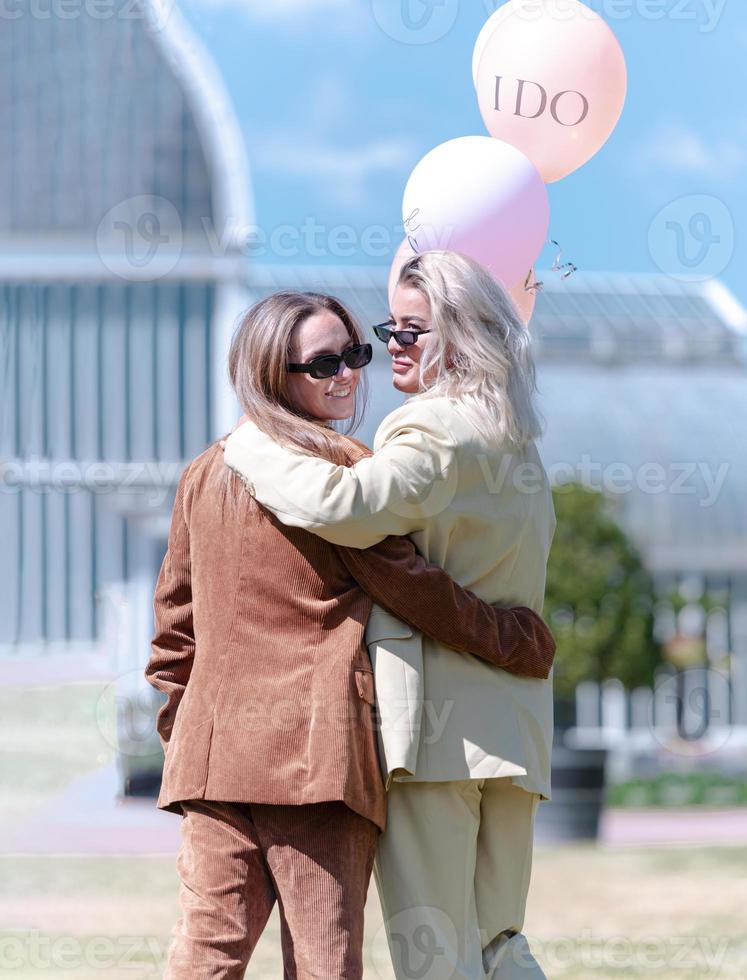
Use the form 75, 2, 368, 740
534, 742, 608, 843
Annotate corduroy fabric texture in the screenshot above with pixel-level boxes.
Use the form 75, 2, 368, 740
144, 440, 556, 831
165, 798, 379, 980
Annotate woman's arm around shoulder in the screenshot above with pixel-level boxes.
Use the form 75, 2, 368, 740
223, 399, 461, 549
339, 534, 556, 679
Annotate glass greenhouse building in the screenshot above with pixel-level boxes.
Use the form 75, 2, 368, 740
0, 0, 253, 660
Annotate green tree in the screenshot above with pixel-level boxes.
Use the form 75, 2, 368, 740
544, 482, 662, 700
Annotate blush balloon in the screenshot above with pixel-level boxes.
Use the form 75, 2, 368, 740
507, 272, 538, 325
475, 0, 627, 182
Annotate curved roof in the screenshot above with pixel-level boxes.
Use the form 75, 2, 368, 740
531, 270, 746, 364
0, 0, 253, 262
147, 0, 254, 243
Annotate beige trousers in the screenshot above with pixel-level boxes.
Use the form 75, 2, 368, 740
373, 778, 546, 979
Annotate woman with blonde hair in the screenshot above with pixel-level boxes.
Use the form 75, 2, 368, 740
223, 252, 557, 979
145, 287, 555, 979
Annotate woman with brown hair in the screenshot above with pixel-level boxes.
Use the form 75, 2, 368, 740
145, 289, 554, 980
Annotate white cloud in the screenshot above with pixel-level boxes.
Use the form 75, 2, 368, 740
255, 138, 411, 179
252, 136, 414, 207
306, 74, 357, 133
629, 121, 746, 182
189, 0, 352, 22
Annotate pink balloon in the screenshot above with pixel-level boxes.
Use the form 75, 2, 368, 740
507, 271, 537, 325
401, 136, 549, 289
475, 0, 627, 183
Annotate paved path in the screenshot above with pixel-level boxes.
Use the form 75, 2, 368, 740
600, 804, 747, 846
3, 764, 746, 856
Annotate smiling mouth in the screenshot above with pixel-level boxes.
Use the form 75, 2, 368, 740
326, 388, 352, 398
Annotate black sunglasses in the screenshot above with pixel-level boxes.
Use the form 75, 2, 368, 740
287, 343, 373, 380
373, 323, 432, 347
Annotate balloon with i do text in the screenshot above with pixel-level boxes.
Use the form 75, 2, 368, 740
474, 0, 627, 183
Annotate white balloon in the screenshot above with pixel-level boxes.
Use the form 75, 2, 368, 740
401, 136, 549, 289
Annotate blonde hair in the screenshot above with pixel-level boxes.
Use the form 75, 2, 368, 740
227, 291, 369, 466
394, 250, 544, 447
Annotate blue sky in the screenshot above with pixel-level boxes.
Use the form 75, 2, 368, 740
178, 0, 746, 309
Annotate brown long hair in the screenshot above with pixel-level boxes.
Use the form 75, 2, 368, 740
227, 291, 369, 467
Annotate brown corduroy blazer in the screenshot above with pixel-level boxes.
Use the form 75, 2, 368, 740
144, 440, 555, 831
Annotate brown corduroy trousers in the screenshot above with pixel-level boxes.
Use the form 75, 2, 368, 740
164, 799, 379, 980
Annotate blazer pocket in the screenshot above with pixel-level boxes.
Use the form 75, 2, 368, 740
354, 666, 376, 706
365, 605, 414, 646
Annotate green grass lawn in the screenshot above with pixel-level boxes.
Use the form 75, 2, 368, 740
2, 681, 746, 978
2, 847, 746, 978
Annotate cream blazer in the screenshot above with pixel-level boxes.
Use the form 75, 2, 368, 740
224, 395, 557, 799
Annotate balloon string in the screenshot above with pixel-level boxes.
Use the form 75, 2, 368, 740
404, 209, 422, 253
524, 269, 544, 293
401, 223, 576, 281
549, 239, 577, 279
404, 208, 421, 233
